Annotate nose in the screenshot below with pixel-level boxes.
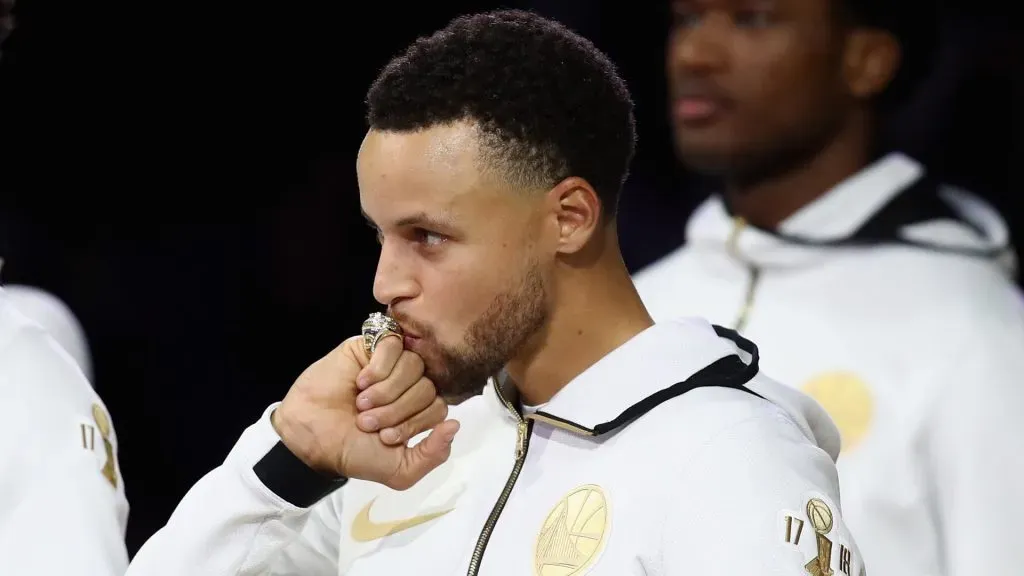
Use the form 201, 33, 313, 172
668, 12, 729, 76
372, 240, 419, 307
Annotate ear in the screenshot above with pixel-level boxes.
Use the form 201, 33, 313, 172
545, 176, 603, 255
842, 29, 901, 99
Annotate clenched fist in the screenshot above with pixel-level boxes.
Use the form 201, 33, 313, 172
272, 335, 460, 491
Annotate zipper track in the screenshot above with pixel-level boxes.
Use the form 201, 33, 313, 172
466, 390, 533, 576
733, 264, 761, 333
727, 216, 762, 332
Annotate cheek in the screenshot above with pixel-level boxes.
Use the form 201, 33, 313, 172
732, 41, 836, 132
418, 255, 505, 334
734, 39, 803, 106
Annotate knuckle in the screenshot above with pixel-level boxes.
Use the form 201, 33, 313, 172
399, 416, 424, 438
388, 476, 413, 491
361, 387, 385, 406
340, 335, 362, 352
400, 350, 425, 373
384, 426, 405, 444
370, 405, 399, 427
414, 377, 438, 400
363, 367, 386, 384
378, 334, 402, 354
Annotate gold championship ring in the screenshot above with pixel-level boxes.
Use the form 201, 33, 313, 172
361, 312, 404, 357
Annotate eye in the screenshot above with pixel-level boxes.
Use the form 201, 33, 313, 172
416, 229, 448, 248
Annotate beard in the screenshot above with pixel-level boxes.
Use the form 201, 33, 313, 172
421, 263, 548, 402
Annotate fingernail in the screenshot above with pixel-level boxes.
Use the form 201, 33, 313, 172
356, 395, 373, 410
356, 376, 370, 390
381, 428, 400, 444
444, 432, 456, 444
359, 414, 379, 431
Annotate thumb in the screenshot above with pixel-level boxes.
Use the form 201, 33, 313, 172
392, 419, 460, 490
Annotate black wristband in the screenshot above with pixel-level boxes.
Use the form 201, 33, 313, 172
253, 441, 348, 508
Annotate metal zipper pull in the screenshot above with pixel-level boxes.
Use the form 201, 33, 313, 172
727, 215, 747, 257
514, 420, 528, 460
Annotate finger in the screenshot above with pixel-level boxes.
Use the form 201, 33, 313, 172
390, 419, 460, 491
356, 334, 404, 390
357, 375, 435, 434
355, 351, 425, 412
379, 396, 448, 445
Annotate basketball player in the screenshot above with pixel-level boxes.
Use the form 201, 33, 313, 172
634, 1, 1024, 574
127, 10, 864, 575
0, 6, 128, 573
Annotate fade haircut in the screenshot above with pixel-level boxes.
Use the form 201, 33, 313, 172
366, 9, 637, 218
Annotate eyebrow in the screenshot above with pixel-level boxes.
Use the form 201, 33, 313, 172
361, 208, 456, 231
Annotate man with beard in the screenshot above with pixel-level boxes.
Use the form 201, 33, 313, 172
127, 10, 863, 575
0, 3, 129, 574
634, 0, 1024, 574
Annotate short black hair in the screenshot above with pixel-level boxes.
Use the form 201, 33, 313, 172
838, 0, 938, 114
366, 9, 636, 218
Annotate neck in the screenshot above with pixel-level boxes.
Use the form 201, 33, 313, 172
506, 230, 653, 406
724, 112, 873, 229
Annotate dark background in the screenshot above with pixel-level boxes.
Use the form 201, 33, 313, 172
0, 0, 1020, 555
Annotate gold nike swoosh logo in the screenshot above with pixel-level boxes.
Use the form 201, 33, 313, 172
350, 497, 454, 543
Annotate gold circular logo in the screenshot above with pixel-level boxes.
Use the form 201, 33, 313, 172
801, 372, 873, 453
806, 498, 833, 534
534, 484, 609, 576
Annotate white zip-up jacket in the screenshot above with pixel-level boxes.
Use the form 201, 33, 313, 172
634, 153, 1024, 576
0, 286, 129, 575
128, 318, 864, 576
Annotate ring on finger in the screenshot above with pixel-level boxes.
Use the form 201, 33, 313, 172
361, 312, 404, 357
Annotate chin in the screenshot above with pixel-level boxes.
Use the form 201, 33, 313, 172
677, 150, 735, 177
674, 137, 736, 175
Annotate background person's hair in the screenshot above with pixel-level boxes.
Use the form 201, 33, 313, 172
837, 0, 939, 116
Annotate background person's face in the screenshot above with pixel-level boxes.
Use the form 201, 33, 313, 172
666, 0, 850, 179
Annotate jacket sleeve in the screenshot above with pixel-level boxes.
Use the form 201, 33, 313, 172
126, 404, 348, 576
924, 300, 1024, 576
0, 324, 130, 576
657, 414, 866, 575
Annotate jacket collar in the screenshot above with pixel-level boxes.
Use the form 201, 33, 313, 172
687, 153, 928, 268
685, 153, 1015, 272
489, 318, 759, 436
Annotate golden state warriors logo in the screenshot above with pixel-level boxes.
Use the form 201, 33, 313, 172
534, 484, 609, 576
801, 372, 873, 453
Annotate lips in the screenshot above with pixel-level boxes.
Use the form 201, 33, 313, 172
670, 82, 731, 125
387, 311, 423, 340
673, 97, 723, 122
402, 335, 422, 352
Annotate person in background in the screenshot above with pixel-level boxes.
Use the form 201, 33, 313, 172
0, 3, 130, 573
634, 1, 1024, 574
3, 280, 93, 380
